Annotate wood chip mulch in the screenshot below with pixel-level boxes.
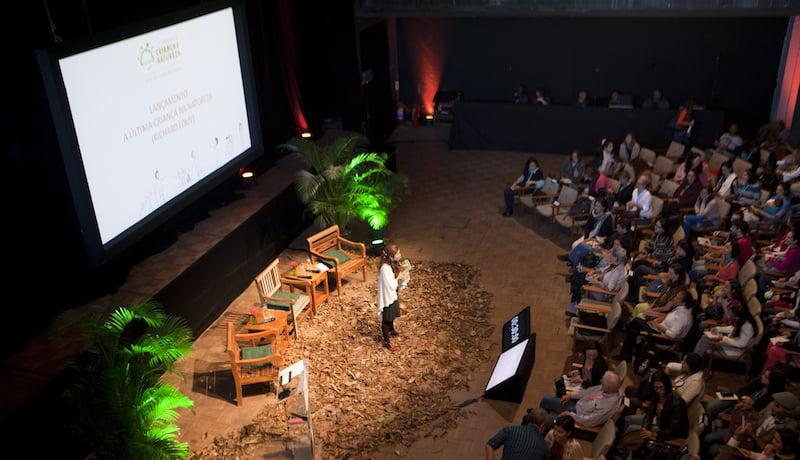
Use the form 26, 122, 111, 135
191, 259, 494, 459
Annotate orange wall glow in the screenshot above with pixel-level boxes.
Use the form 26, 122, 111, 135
403, 18, 448, 115
775, 17, 800, 128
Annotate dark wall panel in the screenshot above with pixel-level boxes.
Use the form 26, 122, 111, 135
398, 16, 787, 137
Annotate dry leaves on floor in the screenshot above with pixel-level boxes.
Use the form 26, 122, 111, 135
191, 259, 494, 459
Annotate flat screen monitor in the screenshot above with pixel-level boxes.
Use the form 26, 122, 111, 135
37, 0, 262, 266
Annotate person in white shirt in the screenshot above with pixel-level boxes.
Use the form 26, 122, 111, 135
626, 174, 652, 218
614, 289, 693, 361
715, 123, 743, 156
664, 352, 705, 407
377, 244, 409, 351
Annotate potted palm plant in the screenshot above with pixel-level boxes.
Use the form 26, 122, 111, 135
280, 134, 409, 233
64, 299, 194, 459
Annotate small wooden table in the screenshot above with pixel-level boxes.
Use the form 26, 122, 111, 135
283, 264, 330, 312
245, 310, 291, 346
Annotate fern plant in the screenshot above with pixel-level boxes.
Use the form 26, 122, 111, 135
280, 134, 409, 231
65, 300, 194, 459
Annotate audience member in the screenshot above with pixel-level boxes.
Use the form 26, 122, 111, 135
539, 371, 622, 428
618, 133, 641, 164
642, 88, 670, 109
732, 168, 762, 208
597, 139, 617, 175
672, 98, 696, 146
715, 427, 800, 460
573, 89, 589, 108
704, 367, 787, 418
626, 174, 653, 219
485, 408, 548, 460
502, 157, 544, 217
694, 301, 757, 357
756, 228, 800, 302
664, 352, 706, 406
543, 415, 585, 460
558, 149, 585, 187
715, 123, 744, 157
613, 288, 693, 362
534, 88, 551, 106
513, 84, 530, 104
683, 185, 720, 237
713, 160, 738, 199
556, 341, 609, 395
613, 171, 635, 209
674, 152, 710, 187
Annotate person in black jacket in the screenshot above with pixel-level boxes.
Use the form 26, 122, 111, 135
620, 370, 689, 457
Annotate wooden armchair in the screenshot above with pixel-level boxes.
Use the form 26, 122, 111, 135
517, 177, 559, 216
227, 322, 284, 406
306, 225, 367, 296
254, 258, 312, 336
571, 283, 627, 354
535, 185, 578, 233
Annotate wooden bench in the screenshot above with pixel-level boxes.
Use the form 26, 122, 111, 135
306, 225, 367, 296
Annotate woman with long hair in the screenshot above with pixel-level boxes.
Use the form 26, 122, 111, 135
377, 244, 408, 351
694, 301, 757, 358
544, 414, 585, 460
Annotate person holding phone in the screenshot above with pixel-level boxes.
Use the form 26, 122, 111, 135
377, 244, 409, 351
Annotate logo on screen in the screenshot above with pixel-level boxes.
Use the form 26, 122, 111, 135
138, 44, 155, 70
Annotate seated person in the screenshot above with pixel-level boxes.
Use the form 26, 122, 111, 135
633, 218, 675, 265
502, 157, 544, 217
683, 185, 721, 237
567, 198, 614, 252
744, 182, 791, 226
618, 133, 641, 164
715, 427, 800, 460
693, 302, 757, 358
539, 371, 622, 428
534, 88, 551, 106
597, 140, 617, 175
558, 149, 585, 187
756, 229, 800, 302
732, 168, 762, 208
673, 152, 710, 187
713, 160, 738, 198
559, 219, 632, 267
715, 123, 744, 157
619, 370, 689, 457
662, 169, 702, 220
704, 367, 787, 419
613, 288, 693, 362
630, 262, 688, 318
566, 246, 627, 316
573, 89, 589, 108
555, 341, 609, 396
704, 391, 798, 457
695, 239, 740, 297
513, 84, 530, 104
664, 352, 706, 407
543, 415, 585, 460
613, 171, 635, 209
631, 237, 690, 300
642, 88, 670, 109
626, 174, 653, 219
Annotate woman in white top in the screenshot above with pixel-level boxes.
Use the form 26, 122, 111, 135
377, 244, 409, 351
694, 302, 757, 358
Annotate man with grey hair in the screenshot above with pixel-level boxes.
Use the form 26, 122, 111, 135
485, 407, 548, 459
539, 371, 622, 428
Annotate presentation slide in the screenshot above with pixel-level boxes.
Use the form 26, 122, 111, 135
58, 7, 252, 245
485, 338, 529, 391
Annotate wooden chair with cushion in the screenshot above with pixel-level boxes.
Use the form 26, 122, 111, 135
254, 258, 312, 336
306, 225, 367, 296
639, 148, 657, 168
517, 177, 559, 216
227, 322, 284, 406
707, 151, 730, 175
733, 158, 753, 178
535, 185, 578, 233
571, 282, 628, 354
665, 141, 687, 161
652, 155, 676, 181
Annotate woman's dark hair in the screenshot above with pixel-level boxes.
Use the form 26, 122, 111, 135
684, 352, 704, 374
684, 152, 704, 176
650, 370, 674, 400
522, 158, 539, 176
583, 340, 604, 358
728, 239, 740, 260
669, 262, 688, 287
699, 185, 714, 204
728, 280, 744, 305
554, 414, 576, 435
596, 197, 609, 212
729, 302, 756, 339
676, 238, 692, 259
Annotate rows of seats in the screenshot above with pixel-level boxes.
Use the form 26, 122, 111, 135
523, 134, 800, 458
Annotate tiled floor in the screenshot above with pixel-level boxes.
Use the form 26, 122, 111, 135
2, 124, 761, 459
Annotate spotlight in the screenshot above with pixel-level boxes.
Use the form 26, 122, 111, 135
300, 131, 312, 139
238, 168, 256, 189
423, 114, 434, 127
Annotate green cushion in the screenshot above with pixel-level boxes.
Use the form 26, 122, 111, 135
241, 345, 274, 368
266, 291, 300, 311
321, 249, 351, 268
